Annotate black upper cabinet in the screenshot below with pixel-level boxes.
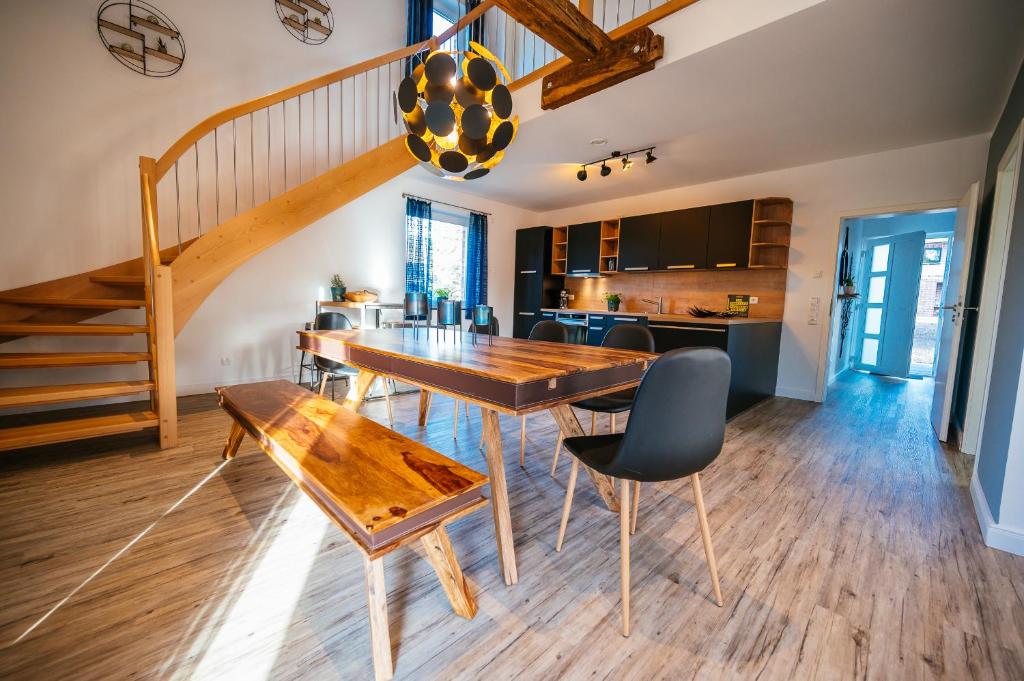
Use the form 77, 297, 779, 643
617, 214, 661, 272
566, 222, 601, 274
658, 206, 710, 270
515, 226, 548, 275
707, 200, 754, 269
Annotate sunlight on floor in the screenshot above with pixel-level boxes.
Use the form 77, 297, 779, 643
189, 495, 329, 681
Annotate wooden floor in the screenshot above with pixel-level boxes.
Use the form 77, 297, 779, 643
0, 372, 1021, 680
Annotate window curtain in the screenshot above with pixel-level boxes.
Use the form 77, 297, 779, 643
405, 198, 433, 298
464, 211, 488, 319
406, 0, 433, 75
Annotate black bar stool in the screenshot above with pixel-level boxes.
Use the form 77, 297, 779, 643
554, 347, 731, 636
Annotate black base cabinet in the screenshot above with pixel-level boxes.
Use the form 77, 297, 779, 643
649, 320, 781, 418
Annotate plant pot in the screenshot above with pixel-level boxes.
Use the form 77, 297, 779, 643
843, 286, 856, 296
331, 286, 346, 302
607, 300, 620, 312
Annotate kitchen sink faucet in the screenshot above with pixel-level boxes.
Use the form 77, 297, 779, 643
641, 297, 663, 314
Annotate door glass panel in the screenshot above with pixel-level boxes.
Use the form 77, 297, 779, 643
868, 276, 886, 303
865, 307, 883, 335
862, 338, 879, 365
871, 244, 890, 272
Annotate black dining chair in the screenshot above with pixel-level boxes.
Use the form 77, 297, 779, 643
314, 312, 394, 428
551, 324, 655, 477
554, 347, 731, 637
518, 320, 571, 466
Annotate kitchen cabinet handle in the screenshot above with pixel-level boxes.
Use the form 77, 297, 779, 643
519, 269, 537, 274
589, 327, 604, 331
715, 262, 737, 268
613, 317, 639, 322
517, 312, 535, 316
623, 266, 649, 271
590, 315, 605, 320
667, 264, 695, 269
649, 324, 726, 333
571, 268, 592, 273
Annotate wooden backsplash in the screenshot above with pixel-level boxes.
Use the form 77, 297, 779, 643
566, 269, 788, 318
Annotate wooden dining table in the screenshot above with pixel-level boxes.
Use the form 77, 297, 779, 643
297, 327, 657, 585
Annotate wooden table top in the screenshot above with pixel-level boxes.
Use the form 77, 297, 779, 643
217, 380, 488, 552
298, 328, 657, 385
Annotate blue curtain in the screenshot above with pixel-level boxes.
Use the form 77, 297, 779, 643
405, 198, 433, 298
464, 211, 488, 318
406, 0, 433, 75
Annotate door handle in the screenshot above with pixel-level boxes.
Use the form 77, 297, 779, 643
519, 270, 537, 274
623, 266, 649, 271
571, 269, 591, 273
667, 264, 695, 269
715, 262, 737, 268
517, 312, 535, 316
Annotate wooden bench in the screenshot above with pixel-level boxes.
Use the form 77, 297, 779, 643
217, 380, 489, 681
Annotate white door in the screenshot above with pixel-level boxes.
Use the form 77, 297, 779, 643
854, 231, 926, 377
930, 183, 980, 441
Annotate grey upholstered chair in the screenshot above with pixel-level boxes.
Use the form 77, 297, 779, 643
554, 347, 731, 637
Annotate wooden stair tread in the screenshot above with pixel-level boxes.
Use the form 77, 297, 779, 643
0, 352, 151, 368
0, 296, 146, 309
0, 411, 159, 452
90, 274, 145, 286
0, 322, 148, 336
0, 381, 154, 408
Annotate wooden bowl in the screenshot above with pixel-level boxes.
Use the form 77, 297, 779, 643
345, 290, 378, 303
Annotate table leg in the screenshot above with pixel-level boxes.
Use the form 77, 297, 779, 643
550, 404, 619, 512
418, 390, 433, 426
480, 408, 519, 585
343, 369, 378, 412
363, 555, 393, 681
420, 526, 477, 619
222, 421, 245, 460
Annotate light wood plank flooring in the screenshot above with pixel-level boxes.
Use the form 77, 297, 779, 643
0, 372, 1021, 680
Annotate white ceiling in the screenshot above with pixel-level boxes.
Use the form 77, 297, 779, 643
423, 0, 1024, 212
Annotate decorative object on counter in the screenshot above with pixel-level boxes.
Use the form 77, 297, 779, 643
604, 292, 623, 312
559, 289, 570, 309
344, 289, 378, 303
398, 42, 517, 180
726, 294, 750, 318
97, 0, 185, 77
576, 147, 657, 181
687, 306, 741, 319
276, 0, 333, 44
404, 292, 429, 339
842, 275, 857, 296
471, 305, 495, 346
329, 274, 346, 302
436, 299, 463, 342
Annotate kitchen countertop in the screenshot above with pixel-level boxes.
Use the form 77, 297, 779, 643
540, 307, 782, 325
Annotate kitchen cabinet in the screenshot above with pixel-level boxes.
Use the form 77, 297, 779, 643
658, 206, 710, 270
649, 319, 781, 418
707, 200, 754, 270
512, 227, 563, 338
566, 222, 601, 275
515, 226, 547, 275
617, 214, 660, 272
584, 313, 647, 346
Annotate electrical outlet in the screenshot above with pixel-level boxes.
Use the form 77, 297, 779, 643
220, 357, 231, 366
749, 296, 759, 304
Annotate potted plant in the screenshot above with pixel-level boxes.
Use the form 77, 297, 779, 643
434, 287, 451, 306
842, 276, 856, 296
330, 274, 346, 301
604, 292, 622, 312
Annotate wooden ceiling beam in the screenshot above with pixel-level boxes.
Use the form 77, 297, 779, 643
494, 0, 610, 61
541, 26, 664, 110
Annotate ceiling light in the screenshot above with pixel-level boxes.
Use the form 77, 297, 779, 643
646, 149, 656, 164
577, 167, 588, 181
600, 162, 611, 177
576, 145, 656, 182
590, 137, 607, 145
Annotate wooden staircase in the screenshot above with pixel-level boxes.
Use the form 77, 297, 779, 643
0, 0, 695, 454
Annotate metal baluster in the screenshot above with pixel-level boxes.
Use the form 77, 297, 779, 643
299, 94, 303, 183
266, 107, 271, 201
341, 77, 346, 164
327, 83, 331, 168
214, 127, 220, 226
193, 142, 200, 240
174, 160, 181, 250
232, 118, 238, 217
249, 112, 255, 209
283, 100, 288, 190
313, 88, 317, 177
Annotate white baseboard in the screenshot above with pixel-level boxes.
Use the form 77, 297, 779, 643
970, 472, 1024, 556
176, 370, 296, 397
775, 385, 819, 401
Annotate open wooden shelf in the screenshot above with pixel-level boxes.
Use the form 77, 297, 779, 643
98, 19, 144, 41
749, 198, 793, 269
552, 226, 568, 275
109, 45, 143, 63
282, 16, 306, 32
146, 47, 182, 64
306, 19, 331, 35
751, 242, 790, 248
299, 0, 330, 13
599, 219, 620, 274
130, 15, 180, 38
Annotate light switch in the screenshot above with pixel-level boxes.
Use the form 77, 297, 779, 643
808, 296, 820, 325
749, 296, 759, 304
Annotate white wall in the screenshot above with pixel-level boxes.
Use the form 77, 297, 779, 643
536, 135, 989, 401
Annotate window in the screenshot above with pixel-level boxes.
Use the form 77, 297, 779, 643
433, 10, 453, 37
430, 211, 468, 300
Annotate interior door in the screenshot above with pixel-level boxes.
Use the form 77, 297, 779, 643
930, 183, 980, 441
854, 231, 926, 377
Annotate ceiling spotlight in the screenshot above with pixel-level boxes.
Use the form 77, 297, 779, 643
621, 156, 633, 171
646, 149, 657, 164
600, 162, 611, 177
575, 145, 655, 183
577, 167, 588, 181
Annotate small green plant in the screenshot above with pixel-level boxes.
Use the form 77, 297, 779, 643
434, 287, 452, 299
330, 274, 345, 288
843, 275, 855, 288
603, 292, 622, 304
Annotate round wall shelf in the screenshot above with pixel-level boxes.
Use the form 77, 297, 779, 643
276, 0, 333, 45
97, 0, 185, 77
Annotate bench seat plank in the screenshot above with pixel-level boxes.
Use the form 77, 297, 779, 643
217, 380, 488, 553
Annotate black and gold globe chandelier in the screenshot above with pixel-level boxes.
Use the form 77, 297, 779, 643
397, 41, 518, 181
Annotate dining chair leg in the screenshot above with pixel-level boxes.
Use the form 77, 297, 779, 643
464, 400, 470, 417
519, 416, 527, 468
590, 411, 596, 435
550, 432, 563, 478
690, 473, 724, 607
620, 477, 631, 637
318, 374, 329, 396
378, 378, 394, 429
555, 457, 580, 552
630, 482, 640, 535
453, 399, 460, 440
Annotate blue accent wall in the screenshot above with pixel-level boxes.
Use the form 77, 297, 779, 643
975, 59, 1024, 521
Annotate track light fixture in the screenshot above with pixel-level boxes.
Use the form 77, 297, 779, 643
574, 146, 656, 181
